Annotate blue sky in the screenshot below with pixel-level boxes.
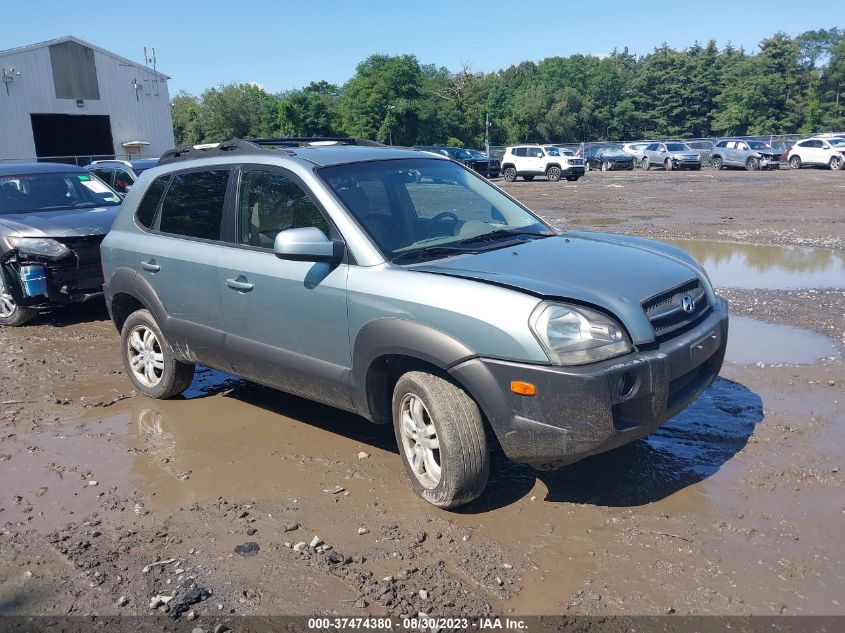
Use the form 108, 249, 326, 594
1, 1, 842, 95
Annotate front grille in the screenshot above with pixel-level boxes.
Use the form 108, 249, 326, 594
55, 235, 106, 266
642, 279, 709, 338
569, 159, 584, 166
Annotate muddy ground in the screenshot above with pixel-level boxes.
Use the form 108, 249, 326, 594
0, 167, 843, 625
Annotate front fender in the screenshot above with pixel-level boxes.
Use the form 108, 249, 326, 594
350, 318, 476, 419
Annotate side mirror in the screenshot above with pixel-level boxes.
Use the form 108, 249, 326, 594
273, 227, 345, 263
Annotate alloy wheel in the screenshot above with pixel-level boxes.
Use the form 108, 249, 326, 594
127, 325, 165, 387
0, 275, 16, 318
399, 393, 441, 490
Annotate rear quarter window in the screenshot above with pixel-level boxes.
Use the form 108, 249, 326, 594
135, 175, 170, 230
158, 169, 229, 240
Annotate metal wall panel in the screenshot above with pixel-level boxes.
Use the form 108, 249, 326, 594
49, 41, 100, 100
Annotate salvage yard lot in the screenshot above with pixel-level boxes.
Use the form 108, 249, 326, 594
0, 168, 843, 618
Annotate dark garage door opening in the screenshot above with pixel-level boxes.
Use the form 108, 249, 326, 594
30, 113, 115, 165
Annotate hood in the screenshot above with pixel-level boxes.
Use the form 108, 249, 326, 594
671, 152, 700, 160
0, 205, 119, 238
409, 232, 709, 344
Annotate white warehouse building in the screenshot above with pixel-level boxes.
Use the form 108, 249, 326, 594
0, 35, 174, 163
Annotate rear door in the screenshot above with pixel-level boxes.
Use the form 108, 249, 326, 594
135, 167, 232, 369
216, 165, 352, 409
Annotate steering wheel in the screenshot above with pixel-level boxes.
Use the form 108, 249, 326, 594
426, 211, 460, 234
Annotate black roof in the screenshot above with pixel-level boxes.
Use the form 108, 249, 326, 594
0, 162, 86, 176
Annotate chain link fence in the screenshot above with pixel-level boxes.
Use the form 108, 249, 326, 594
0, 153, 148, 166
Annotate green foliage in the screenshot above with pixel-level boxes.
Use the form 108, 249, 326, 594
172, 28, 845, 148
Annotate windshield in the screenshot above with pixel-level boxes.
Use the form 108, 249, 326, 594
320, 158, 553, 262
828, 138, 845, 146
545, 147, 562, 156
0, 172, 121, 215
747, 140, 774, 150
666, 143, 690, 152
444, 148, 474, 160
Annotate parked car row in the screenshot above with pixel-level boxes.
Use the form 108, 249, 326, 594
1, 137, 729, 509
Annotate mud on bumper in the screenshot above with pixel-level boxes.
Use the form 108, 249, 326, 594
450, 299, 728, 469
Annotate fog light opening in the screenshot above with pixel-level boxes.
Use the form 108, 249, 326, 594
617, 372, 638, 400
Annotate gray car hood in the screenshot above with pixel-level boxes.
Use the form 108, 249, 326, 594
410, 231, 710, 344
0, 205, 119, 238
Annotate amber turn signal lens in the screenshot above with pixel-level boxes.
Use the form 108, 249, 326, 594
510, 381, 536, 396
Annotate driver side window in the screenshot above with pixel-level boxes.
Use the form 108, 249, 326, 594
236, 168, 329, 248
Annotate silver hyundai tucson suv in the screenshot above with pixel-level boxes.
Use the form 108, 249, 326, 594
101, 138, 728, 508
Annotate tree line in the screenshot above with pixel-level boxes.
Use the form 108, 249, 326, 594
170, 28, 844, 149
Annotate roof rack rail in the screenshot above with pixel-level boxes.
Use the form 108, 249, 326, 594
248, 136, 385, 147
157, 139, 267, 165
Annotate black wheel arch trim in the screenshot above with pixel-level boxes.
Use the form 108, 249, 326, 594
351, 318, 477, 421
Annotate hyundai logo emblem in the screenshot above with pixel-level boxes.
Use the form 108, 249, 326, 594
681, 295, 696, 314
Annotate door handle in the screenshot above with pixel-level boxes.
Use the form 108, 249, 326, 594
225, 278, 254, 292
141, 259, 160, 273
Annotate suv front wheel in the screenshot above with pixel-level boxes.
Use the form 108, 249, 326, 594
121, 309, 195, 399
546, 165, 562, 182
502, 167, 517, 182
392, 371, 489, 508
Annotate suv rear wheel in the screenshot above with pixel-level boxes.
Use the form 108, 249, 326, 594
641, 158, 650, 171
789, 155, 802, 169
546, 165, 562, 182
0, 275, 36, 327
712, 156, 723, 170
121, 309, 195, 399
392, 371, 489, 508
502, 167, 517, 182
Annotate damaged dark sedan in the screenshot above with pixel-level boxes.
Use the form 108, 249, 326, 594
0, 163, 122, 326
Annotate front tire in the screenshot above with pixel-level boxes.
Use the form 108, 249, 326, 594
584, 161, 591, 172
642, 158, 650, 171
392, 371, 489, 509
0, 275, 36, 327
502, 167, 517, 182
601, 161, 610, 172
746, 157, 759, 171
121, 309, 195, 399
665, 158, 674, 171
789, 155, 802, 169
546, 165, 562, 182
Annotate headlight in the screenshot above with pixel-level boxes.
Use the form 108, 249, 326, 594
4, 236, 70, 258
529, 302, 632, 366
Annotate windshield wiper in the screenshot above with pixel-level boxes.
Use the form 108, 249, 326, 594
390, 244, 477, 264
454, 228, 555, 246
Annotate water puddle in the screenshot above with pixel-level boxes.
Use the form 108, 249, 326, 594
725, 316, 838, 365
666, 239, 845, 289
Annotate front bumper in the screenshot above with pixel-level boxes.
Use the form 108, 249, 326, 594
450, 299, 728, 469
672, 159, 701, 170
562, 165, 585, 176
1, 249, 105, 308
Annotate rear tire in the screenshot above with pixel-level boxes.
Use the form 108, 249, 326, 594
502, 167, 517, 182
121, 309, 195, 399
642, 158, 650, 171
0, 275, 36, 327
712, 156, 723, 170
392, 371, 489, 509
546, 165, 562, 182
789, 155, 802, 169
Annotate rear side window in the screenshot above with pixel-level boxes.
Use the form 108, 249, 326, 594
135, 175, 169, 229
158, 169, 229, 240
513, 147, 527, 157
